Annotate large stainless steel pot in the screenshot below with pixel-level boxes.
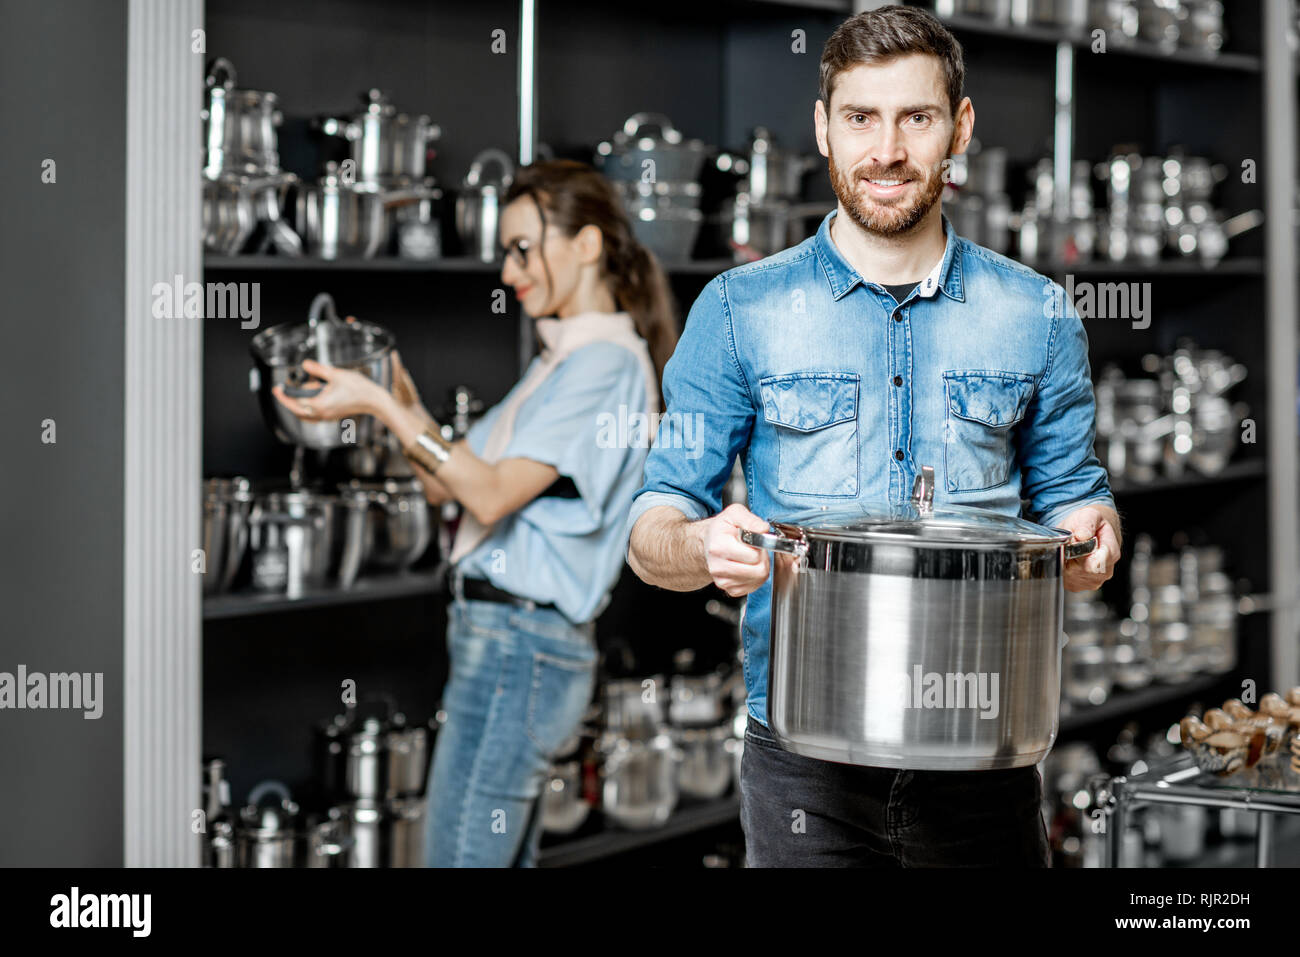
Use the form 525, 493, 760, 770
202, 58, 282, 176
740, 466, 1098, 771
316, 89, 441, 190
249, 292, 394, 449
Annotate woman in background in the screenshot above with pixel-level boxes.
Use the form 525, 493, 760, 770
274, 159, 677, 866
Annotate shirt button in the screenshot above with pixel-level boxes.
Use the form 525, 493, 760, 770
893, 314, 903, 322
892, 375, 903, 386
894, 449, 904, 461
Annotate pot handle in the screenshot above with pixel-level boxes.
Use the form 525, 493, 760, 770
1063, 536, 1100, 561
738, 526, 808, 557
205, 57, 237, 91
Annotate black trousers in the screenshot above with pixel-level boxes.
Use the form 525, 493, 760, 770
739, 716, 1051, 867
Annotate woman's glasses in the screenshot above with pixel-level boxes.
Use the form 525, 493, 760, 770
503, 234, 539, 269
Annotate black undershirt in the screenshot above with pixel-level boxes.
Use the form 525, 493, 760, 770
883, 281, 921, 304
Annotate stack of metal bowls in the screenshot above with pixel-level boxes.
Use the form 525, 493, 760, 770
201, 57, 301, 256
596, 113, 706, 263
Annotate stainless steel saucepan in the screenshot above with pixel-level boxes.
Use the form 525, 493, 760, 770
740, 465, 1099, 771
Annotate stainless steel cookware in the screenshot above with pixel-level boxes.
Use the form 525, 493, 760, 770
247, 488, 336, 596
385, 714, 430, 797
306, 811, 353, 868
455, 148, 515, 262
202, 57, 282, 177
740, 465, 1098, 770
385, 797, 426, 867
595, 113, 707, 184
675, 723, 734, 799
202, 477, 252, 594
935, 0, 1013, 21
315, 89, 441, 189
542, 759, 590, 834
249, 292, 394, 449
294, 163, 390, 260
340, 477, 433, 571
602, 677, 665, 736
598, 732, 680, 830
237, 781, 300, 868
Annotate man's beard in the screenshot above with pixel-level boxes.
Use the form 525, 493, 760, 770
827, 142, 948, 236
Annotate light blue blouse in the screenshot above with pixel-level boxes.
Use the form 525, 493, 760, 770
454, 338, 655, 624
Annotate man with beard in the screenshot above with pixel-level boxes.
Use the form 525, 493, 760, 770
625, 5, 1121, 866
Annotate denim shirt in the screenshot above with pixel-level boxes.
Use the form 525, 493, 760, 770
625, 210, 1115, 726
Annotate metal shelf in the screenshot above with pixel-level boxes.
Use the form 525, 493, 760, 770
1041, 258, 1265, 277
203, 569, 443, 620
1109, 459, 1268, 497
1058, 674, 1221, 735
938, 14, 1261, 73
538, 794, 741, 867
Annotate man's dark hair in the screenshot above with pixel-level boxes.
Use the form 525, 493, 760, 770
819, 5, 965, 115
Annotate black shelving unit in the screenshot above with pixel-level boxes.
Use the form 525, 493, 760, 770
539, 795, 741, 868
203, 569, 444, 620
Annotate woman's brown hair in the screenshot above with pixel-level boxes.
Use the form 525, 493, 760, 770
503, 159, 679, 393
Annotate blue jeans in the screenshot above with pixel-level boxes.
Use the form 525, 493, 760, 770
424, 597, 596, 867
740, 717, 1051, 867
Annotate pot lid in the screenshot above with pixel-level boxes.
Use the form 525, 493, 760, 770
249, 292, 393, 368
773, 466, 1071, 546
597, 112, 705, 156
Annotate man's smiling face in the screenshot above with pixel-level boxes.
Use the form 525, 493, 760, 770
815, 53, 972, 237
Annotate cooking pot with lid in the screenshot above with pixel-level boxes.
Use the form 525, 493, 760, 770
740, 466, 1098, 771
249, 292, 394, 449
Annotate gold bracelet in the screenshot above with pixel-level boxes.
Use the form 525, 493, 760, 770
403, 427, 454, 473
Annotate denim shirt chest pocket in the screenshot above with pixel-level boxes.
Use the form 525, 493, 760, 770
942, 370, 1036, 492
758, 372, 859, 497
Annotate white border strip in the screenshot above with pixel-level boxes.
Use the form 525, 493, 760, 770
125, 0, 203, 866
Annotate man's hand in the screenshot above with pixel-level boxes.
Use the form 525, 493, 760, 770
1055, 504, 1122, 593
693, 503, 773, 597
628, 503, 773, 594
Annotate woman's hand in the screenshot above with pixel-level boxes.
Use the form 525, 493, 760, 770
390, 349, 432, 423
271, 357, 387, 423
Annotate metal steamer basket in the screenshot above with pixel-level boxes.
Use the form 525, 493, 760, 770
740, 466, 1098, 771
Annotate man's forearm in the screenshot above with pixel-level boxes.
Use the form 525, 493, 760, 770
628, 506, 713, 591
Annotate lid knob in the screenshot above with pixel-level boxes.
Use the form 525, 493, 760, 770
910, 466, 935, 515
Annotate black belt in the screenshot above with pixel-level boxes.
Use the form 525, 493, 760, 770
460, 576, 557, 612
